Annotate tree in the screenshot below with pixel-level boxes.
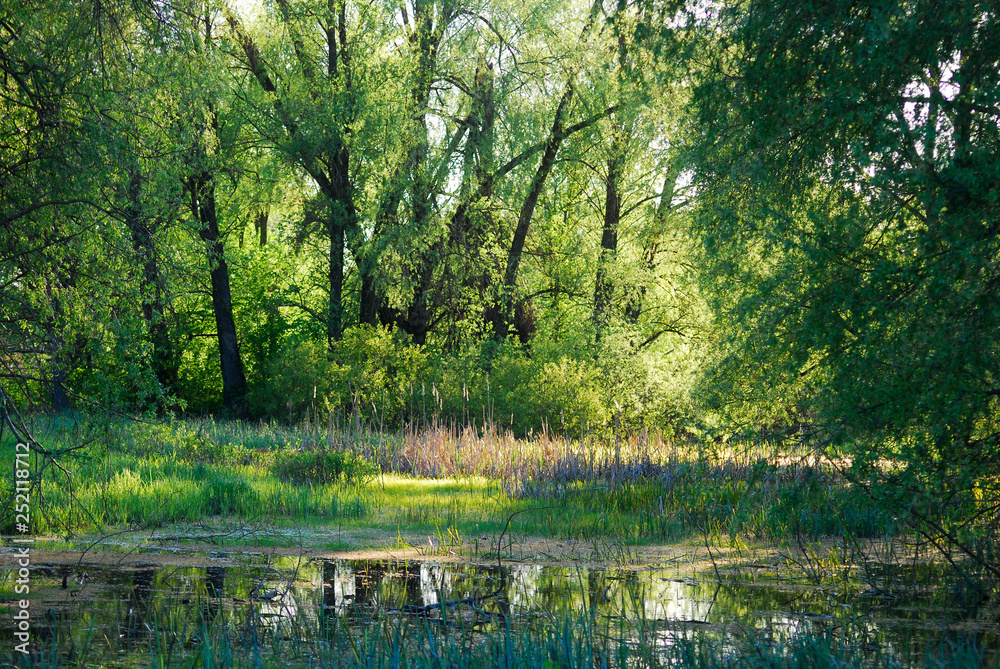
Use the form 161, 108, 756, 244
690, 0, 1000, 573
0, 0, 149, 410
225, 0, 373, 344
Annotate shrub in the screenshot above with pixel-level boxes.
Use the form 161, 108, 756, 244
247, 337, 346, 419
429, 345, 607, 436
272, 448, 378, 485
495, 354, 607, 435
331, 324, 427, 424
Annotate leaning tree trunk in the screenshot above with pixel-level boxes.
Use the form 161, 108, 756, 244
490, 84, 574, 342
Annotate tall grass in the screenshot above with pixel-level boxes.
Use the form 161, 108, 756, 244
363, 422, 888, 540
1, 414, 890, 543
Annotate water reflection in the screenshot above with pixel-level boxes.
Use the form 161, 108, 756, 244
2, 554, 996, 666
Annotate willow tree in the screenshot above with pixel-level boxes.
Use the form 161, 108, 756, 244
225, 0, 384, 344
690, 0, 1000, 574
0, 0, 149, 410
226, 0, 624, 349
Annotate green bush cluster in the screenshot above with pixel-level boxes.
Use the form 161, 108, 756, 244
428, 344, 606, 436
246, 325, 427, 423
247, 337, 346, 419
231, 323, 690, 436
272, 448, 379, 485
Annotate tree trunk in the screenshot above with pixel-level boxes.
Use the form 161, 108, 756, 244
322, 139, 357, 343
191, 171, 248, 417
50, 350, 71, 411
593, 150, 624, 341
254, 208, 268, 246
359, 270, 379, 327
339, 0, 456, 343
124, 167, 178, 393
490, 83, 574, 341
594, 19, 631, 339
328, 204, 345, 344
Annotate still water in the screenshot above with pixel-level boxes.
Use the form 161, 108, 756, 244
2, 548, 998, 666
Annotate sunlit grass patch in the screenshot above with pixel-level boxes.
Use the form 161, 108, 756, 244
2, 414, 893, 550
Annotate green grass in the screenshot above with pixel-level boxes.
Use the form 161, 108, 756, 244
0, 414, 994, 668
1, 414, 892, 549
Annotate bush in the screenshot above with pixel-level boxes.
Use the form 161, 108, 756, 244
272, 448, 378, 485
594, 329, 701, 434
247, 326, 426, 423
247, 337, 346, 419
332, 324, 427, 424
429, 344, 607, 436
493, 353, 607, 435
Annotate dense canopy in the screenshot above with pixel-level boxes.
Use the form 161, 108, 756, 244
1, 0, 997, 571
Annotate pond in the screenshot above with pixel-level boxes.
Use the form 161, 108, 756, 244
1, 545, 998, 667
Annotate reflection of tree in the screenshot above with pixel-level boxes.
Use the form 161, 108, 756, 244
474, 563, 510, 621
420, 564, 444, 607
119, 568, 155, 649
355, 561, 386, 608
202, 566, 226, 624
587, 568, 608, 614
402, 562, 422, 607
322, 560, 338, 615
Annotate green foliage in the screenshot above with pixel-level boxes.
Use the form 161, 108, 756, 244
2, 415, 895, 547
427, 344, 607, 436
246, 325, 427, 422
490, 349, 607, 436
232, 243, 309, 383
10, 0, 997, 594
247, 337, 345, 419
272, 448, 378, 485
592, 328, 702, 434
332, 325, 428, 424
688, 0, 1000, 573
1, 0, 699, 440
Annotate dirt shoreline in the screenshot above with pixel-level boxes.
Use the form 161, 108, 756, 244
0, 532, 706, 571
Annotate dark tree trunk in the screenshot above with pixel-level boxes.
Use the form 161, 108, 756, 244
124, 167, 178, 393
355, 1, 454, 343
397, 254, 438, 345
232, 3, 360, 341
488, 0, 602, 342
359, 270, 379, 327
254, 208, 268, 246
593, 151, 624, 341
440, 57, 496, 346
323, 139, 357, 343
328, 206, 345, 344
327, 1, 374, 331
594, 20, 630, 339
191, 171, 248, 417
51, 356, 70, 411
44, 276, 72, 412
490, 84, 574, 341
